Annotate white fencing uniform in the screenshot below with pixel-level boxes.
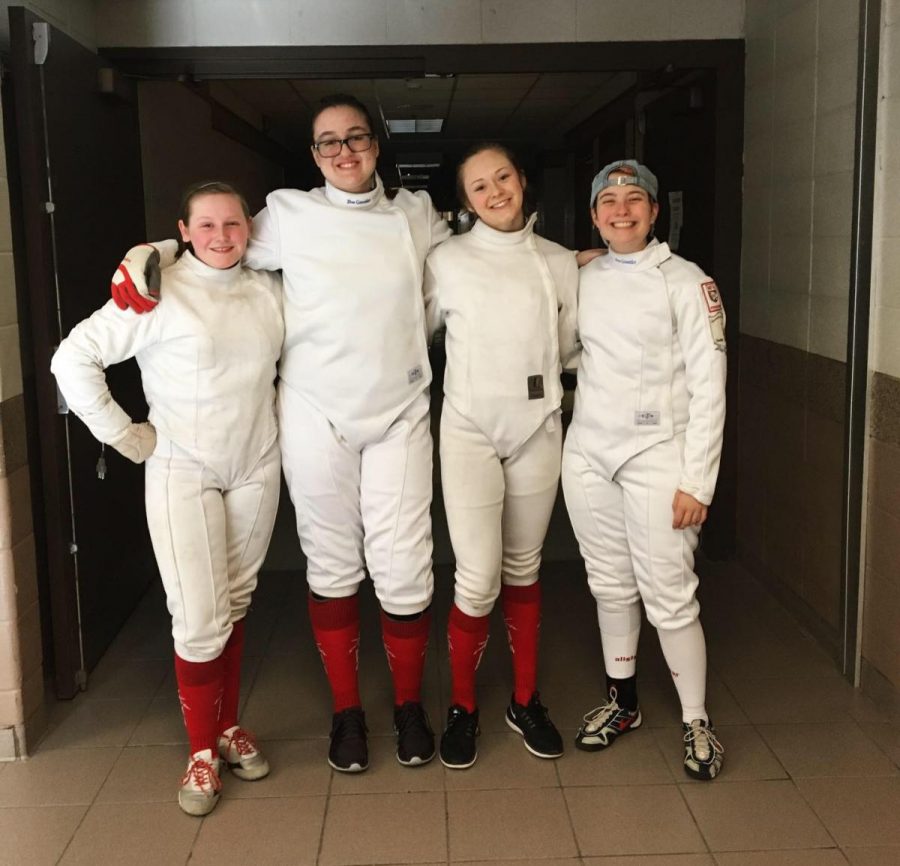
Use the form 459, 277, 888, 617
562, 239, 726, 631
424, 214, 579, 616
247, 176, 452, 615
51, 252, 284, 661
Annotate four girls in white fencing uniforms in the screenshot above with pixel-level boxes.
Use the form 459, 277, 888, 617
111, 94, 452, 775
424, 144, 579, 768
53, 182, 284, 815
562, 160, 727, 780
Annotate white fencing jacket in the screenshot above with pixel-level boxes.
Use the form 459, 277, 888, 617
571, 239, 726, 505
51, 252, 284, 480
246, 175, 452, 449
424, 213, 580, 456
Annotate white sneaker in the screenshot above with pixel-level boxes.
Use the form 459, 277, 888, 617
682, 719, 724, 780
217, 725, 270, 781
178, 748, 222, 816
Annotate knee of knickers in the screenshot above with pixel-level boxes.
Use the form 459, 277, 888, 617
453, 584, 498, 619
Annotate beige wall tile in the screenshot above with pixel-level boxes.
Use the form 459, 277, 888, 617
810, 235, 851, 298
0, 465, 33, 550
774, 60, 816, 123
771, 117, 815, 180
193, 0, 293, 45
482, 0, 576, 43
745, 0, 775, 41
0, 620, 20, 691
884, 20, 900, 99
873, 306, 900, 379
880, 97, 900, 175
770, 229, 811, 292
767, 289, 810, 352
808, 295, 848, 361
0, 393, 29, 477
387, 0, 479, 44
740, 294, 772, 339
817, 0, 859, 51
814, 105, 856, 175
746, 34, 776, 90
774, 1, 818, 71
12, 535, 39, 618
771, 178, 813, 238
0, 548, 14, 622
743, 128, 774, 180
576, 0, 671, 41
93, 0, 195, 47
670, 0, 745, 39
861, 566, 900, 688
0, 323, 23, 403
816, 38, 858, 115
0, 688, 23, 725
812, 171, 853, 237
877, 168, 900, 235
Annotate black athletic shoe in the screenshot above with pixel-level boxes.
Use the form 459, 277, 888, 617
393, 701, 435, 766
440, 705, 480, 769
328, 706, 368, 773
505, 692, 564, 759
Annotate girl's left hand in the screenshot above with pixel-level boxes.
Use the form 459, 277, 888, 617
576, 248, 607, 267
672, 490, 708, 529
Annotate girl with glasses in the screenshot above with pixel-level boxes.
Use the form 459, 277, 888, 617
109, 94, 451, 775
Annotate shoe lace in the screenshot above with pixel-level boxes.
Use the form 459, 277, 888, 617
684, 722, 724, 762
333, 708, 367, 739
582, 696, 620, 728
518, 693, 553, 730
395, 701, 428, 735
447, 706, 478, 735
226, 727, 258, 758
181, 757, 222, 793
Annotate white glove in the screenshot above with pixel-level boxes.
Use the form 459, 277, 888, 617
109, 422, 157, 464
110, 240, 179, 313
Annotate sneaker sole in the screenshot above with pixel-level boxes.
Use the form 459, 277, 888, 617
227, 760, 270, 781
178, 790, 220, 817
396, 750, 436, 767
574, 710, 643, 752
328, 758, 368, 773
504, 714, 563, 759
440, 751, 478, 770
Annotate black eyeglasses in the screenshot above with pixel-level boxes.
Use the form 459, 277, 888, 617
312, 133, 376, 158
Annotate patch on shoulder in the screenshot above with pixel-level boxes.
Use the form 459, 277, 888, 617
700, 280, 722, 313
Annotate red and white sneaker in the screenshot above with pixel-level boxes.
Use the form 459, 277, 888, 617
217, 725, 270, 781
178, 748, 222, 816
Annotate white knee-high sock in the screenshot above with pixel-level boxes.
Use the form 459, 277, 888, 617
597, 602, 642, 679
657, 619, 708, 723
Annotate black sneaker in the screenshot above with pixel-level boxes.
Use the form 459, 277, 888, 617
505, 692, 564, 759
393, 701, 435, 766
682, 719, 724, 780
439, 705, 480, 769
328, 706, 368, 773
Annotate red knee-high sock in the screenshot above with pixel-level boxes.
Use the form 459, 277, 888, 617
308, 593, 361, 712
502, 582, 542, 705
448, 603, 490, 713
381, 608, 431, 706
174, 652, 226, 756
218, 618, 245, 733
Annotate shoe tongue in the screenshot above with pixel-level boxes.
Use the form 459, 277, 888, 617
192, 748, 215, 761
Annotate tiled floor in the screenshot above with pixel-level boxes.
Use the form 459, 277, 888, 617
5, 557, 900, 866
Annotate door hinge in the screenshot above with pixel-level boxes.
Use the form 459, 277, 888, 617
32, 22, 49, 66
68, 541, 78, 555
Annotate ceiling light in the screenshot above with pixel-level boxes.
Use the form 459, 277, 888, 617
386, 118, 444, 134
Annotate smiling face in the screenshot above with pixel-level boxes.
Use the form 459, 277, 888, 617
177, 193, 250, 269
311, 104, 379, 194
460, 147, 527, 232
591, 172, 659, 254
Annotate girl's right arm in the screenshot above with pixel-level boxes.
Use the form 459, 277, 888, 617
51, 300, 160, 463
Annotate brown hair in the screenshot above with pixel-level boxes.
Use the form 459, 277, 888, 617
310, 93, 377, 141
455, 142, 531, 217
176, 180, 250, 258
